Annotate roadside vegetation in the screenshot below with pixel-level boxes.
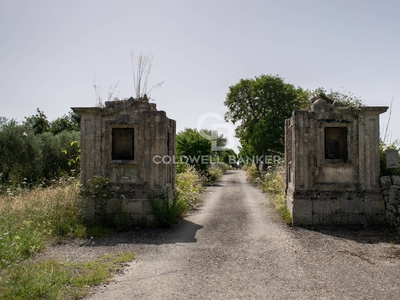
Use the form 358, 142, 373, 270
150, 157, 231, 228
245, 164, 291, 224
3, 68, 398, 296
0, 176, 136, 299
148, 126, 234, 227
0, 108, 137, 299
0, 109, 80, 189
174, 128, 232, 209
0, 55, 234, 297
0, 251, 135, 299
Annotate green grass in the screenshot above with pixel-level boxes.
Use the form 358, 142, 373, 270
0, 177, 85, 269
0, 251, 136, 300
113, 252, 136, 264
0, 178, 137, 299
0, 165, 226, 297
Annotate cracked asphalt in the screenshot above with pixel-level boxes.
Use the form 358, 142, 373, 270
86, 170, 400, 299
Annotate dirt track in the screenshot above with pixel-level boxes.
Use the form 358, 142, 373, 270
79, 170, 400, 299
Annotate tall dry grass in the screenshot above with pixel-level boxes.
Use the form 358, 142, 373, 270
0, 177, 84, 269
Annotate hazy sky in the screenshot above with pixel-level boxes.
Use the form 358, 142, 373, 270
1, 0, 399, 151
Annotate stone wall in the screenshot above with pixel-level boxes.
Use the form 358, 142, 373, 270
380, 175, 400, 226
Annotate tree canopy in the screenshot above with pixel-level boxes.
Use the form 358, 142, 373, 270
199, 129, 227, 154
0, 109, 81, 187
224, 74, 309, 158
23, 108, 80, 135
176, 128, 212, 170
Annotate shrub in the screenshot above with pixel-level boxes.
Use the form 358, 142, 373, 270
258, 166, 285, 194
149, 189, 180, 227
0, 118, 80, 189
39, 131, 81, 180
245, 164, 261, 182
149, 166, 206, 227
176, 128, 212, 171
175, 167, 203, 211
176, 161, 189, 174
0, 120, 42, 185
203, 163, 229, 184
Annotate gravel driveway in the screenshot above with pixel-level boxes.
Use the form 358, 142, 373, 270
44, 170, 400, 299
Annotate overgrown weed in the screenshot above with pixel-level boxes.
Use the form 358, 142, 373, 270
0, 177, 84, 269
149, 163, 228, 227
176, 166, 204, 211
149, 189, 181, 227
246, 164, 291, 224
0, 177, 135, 299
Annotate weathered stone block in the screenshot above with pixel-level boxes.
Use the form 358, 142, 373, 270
122, 199, 146, 215
392, 175, 400, 186
389, 185, 400, 205
342, 198, 364, 214
365, 194, 385, 224
380, 176, 392, 189
343, 214, 366, 226
82, 197, 96, 223
312, 198, 341, 215
385, 212, 397, 224
292, 199, 312, 225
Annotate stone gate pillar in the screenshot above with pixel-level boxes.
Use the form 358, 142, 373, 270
285, 97, 387, 226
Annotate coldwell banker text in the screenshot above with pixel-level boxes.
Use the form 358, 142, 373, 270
152, 155, 283, 165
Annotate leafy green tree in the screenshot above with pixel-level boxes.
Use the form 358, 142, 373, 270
23, 108, 50, 135
23, 109, 80, 136
0, 110, 81, 188
224, 74, 308, 165
50, 110, 80, 135
221, 148, 238, 168
176, 128, 212, 170
39, 131, 80, 180
199, 129, 228, 159
0, 119, 42, 184
199, 129, 227, 149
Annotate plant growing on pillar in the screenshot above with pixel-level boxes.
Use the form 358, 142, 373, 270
310, 87, 365, 116
85, 176, 113, 226
148, 189, 182, 227
93, 77, 119, 108
130, 51, 165, 100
